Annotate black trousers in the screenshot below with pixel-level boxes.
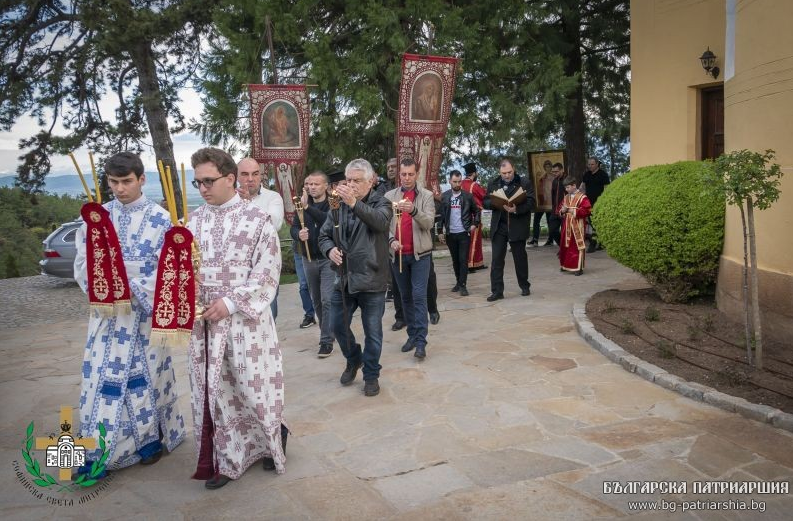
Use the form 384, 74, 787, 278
446, 232, 470, 287
531, 211, 551, 241
394, 254, 438, 320
547, 215, 562, 245
490, 224, 529, 295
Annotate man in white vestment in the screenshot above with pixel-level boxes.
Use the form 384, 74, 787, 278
187, 147, 286, 489
74, 152, 185, 471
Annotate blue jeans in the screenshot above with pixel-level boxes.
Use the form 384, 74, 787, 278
331, 286, 385, 381
294, 250, 315, 317
391, 254, 431, 348
270, 286, 279, 321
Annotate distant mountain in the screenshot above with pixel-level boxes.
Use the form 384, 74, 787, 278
0, 172, 206, 207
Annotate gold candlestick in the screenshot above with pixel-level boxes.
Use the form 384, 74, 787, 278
292, 196, 311, 261
393, 201, 404, 273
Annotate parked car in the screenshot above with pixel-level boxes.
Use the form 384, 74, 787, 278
40, 220, 82, 279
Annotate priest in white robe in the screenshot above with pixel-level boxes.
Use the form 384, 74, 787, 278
187, 147, 285, 490
74, 152, 186, 471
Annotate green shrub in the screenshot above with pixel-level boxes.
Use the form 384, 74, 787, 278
592, 161, 725, 302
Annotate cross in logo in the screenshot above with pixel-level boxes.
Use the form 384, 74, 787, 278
35, 406, 98, 481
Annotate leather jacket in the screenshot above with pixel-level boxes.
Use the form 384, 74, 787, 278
439, 189, 479, 234
318, 190, 393, 294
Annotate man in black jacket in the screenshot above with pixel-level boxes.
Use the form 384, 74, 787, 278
438, 170, 478, 296
582, 157, 610, 253
546, 162, 566, 246
318, 158, 392, 397
483, 158, 536, 301
291, 170, 335, 358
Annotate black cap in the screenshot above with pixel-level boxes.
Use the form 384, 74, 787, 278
327, 168, 345, 184
463, 162, 477, 175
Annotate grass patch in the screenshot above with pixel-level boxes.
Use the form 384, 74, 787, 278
620, 320, 636, 335
656, 340, 676, 359
644, 306, 660, 322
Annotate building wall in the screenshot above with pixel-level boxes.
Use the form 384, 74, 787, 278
631, 0, 793, 342
630, 0, 725, 167
718, 0, 793, 341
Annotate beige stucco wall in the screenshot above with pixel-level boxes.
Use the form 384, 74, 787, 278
630, 0, 725, 168
631, 0, 793, 342
718, 0, 793, 340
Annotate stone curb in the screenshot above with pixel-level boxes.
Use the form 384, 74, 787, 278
572, 299, 793, 435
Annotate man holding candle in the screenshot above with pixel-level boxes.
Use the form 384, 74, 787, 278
384, 157, 436, 360
290, 170, 336, 358
74, 151, 186, 472
188, 148, 286, 489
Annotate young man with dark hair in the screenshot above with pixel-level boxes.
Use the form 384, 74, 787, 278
187, 147, 287, 489
384, 157, 436, 359
439, 169, 478, 296
74, 151, 186, 473
546, 162, 567, 246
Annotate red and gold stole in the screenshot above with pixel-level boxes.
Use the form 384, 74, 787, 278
81, 202, 131, 316
563, 192, 587, 251
150, 227, 196, 347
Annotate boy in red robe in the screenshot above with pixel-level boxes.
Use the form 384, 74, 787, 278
557, 176, 592, 275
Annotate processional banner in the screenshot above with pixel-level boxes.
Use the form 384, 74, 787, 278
249, 84, 311, 223
397, 53, 459, 193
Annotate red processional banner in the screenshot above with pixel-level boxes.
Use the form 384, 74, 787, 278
249, 84, 311, 223
397, 53, 459, 193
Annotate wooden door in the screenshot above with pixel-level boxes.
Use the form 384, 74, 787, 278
701, 87, 724, 160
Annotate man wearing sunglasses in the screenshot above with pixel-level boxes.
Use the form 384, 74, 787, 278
187, 148, 287, 489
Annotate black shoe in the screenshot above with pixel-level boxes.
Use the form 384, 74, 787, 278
414, 345, 426, 359
528, 239, 538, 247
364, 379, 380, 397
459, 286, 469, 296
263, 424, 289, 471
429, 311, 440, 325
139, 450, 162, 466
521, 287, 531, 296
205, 474, 232, 489
575, 270, 584, 276
543, 240, 554, 247
317, 343, 333, 358
340, 360, 362, 385
451, 284, 460, 292
401, 339, 415, 353
486, 293, 504, 302
391, 319, 406, 331
586, 240, 598, 254
299, 315, 316, 328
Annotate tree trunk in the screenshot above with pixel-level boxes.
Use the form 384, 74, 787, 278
738, 203, 753, 365
560, 9, 587, 183
129, 41, 184, 219
746, 197, 763, 370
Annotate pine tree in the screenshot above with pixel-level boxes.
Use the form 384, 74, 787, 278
1, 0, 218, 215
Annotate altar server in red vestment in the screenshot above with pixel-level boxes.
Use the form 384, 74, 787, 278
557, 176, 592, 276
460, 162, 486, 271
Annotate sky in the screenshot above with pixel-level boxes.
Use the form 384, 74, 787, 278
0, 88, 208, 177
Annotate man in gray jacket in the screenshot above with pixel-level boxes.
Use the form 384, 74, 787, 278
384, 157, 436, 360
318, 159, 392, 397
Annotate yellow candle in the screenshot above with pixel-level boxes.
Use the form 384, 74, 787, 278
159, 167, 174, 223
165, 165, 178, 225
69, 152, 93, 203
88, 152, 101, 204
180, 163, 188, 223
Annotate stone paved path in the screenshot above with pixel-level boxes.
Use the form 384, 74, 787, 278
1, 247, 791, 519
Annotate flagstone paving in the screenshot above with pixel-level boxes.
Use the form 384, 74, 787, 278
1, 246, 791, 519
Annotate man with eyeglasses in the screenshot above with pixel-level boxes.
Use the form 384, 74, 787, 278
187, 148, 287, 489
236, 158, 303, 326
483, 158, 536, 301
